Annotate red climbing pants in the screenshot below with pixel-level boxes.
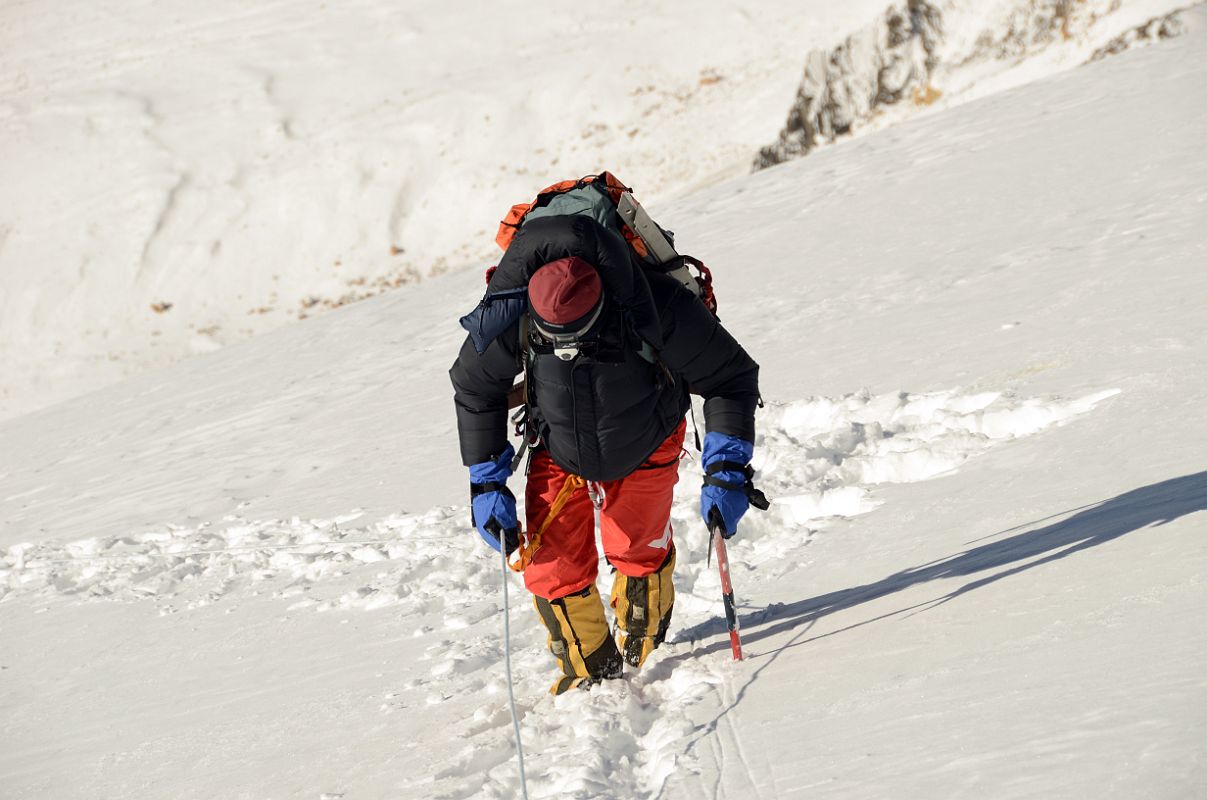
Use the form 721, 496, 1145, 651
523, 421, 686, 600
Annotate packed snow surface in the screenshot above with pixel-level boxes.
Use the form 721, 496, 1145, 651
2, 7, 1207, 800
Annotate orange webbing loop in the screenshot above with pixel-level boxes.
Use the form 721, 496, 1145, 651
495, 172, 638, 253
508, 473, 586, 573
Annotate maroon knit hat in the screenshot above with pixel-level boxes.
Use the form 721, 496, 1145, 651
528, 257, 604, 334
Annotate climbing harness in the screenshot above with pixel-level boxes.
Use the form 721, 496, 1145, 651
507, 472, 586, 573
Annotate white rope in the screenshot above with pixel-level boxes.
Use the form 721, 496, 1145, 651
501, 543, 530, 800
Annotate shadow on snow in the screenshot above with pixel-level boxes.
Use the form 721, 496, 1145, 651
654, 471, 1207, 796
679, 469, 1207, 658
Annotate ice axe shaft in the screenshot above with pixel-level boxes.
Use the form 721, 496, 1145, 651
709, 514, 744, 661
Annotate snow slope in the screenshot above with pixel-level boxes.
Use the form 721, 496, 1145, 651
2, 9, 1207, 800
0, 0, 1193, 422
0, 0, 886, 421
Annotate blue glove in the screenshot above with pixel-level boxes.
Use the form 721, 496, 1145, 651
469, 443, 520, 554
700, 432, 767, 538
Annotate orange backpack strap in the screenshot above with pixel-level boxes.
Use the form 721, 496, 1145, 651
496, 177, 585, 251
496, 173, 650, 252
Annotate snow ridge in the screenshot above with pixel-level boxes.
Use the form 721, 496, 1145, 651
0, 386, 1117, 796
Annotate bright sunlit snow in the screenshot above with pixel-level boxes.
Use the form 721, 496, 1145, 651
2, 3, 1206, 800
0, 0, 1194, 420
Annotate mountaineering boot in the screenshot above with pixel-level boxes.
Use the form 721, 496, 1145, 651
610, 545, 676, 668
533, 584, 623, 695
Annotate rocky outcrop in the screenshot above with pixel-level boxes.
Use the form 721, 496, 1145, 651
1088, 11, 1188, 61
755, 1, 942, 169
755, 1, 1196, 170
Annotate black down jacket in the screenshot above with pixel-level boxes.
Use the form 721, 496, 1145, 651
450, 215, 759, 481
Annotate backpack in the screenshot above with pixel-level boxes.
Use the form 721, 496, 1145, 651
461, 173, 719, 466
494, 172, 717, 315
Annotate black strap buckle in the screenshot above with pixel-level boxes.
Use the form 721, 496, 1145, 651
702, 461, 770, 511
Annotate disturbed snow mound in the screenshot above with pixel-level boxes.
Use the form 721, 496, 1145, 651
0, 386, 1118, 611
0, 387, 1117, 611
756, 0, 1196, 167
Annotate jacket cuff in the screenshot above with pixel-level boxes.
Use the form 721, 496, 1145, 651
469, 443, 516, 483
702, 396, 757, 442
456, 406, 509, 466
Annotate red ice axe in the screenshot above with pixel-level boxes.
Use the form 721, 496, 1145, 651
708, 511, 743, 661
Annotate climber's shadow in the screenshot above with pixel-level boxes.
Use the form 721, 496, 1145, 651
676, 470, 1207, 656
658, 471, 1205, 790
